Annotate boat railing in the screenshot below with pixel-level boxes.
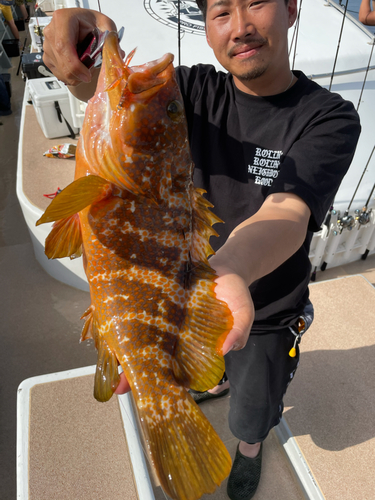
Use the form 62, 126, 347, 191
307, 63, 375, 80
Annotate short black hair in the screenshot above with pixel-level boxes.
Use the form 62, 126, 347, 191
196, 0, 290, 21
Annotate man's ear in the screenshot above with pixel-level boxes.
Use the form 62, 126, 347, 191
206, 27, 212, 48
288, 0, 298, 26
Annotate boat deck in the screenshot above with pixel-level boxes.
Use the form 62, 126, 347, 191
2, 54, 375, 500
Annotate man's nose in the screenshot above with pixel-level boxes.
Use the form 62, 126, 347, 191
232, 8, 255, 40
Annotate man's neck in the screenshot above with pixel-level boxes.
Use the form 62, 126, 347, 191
233, 69, 296, 97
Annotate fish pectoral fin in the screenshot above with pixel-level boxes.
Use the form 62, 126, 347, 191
134, 385, 231, 500
44, 214, 83, 259
36, 175, 111, 226
172, 263, 233, 392
94, 336, 121, 403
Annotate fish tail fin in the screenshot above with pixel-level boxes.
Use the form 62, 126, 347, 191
134, 386, 231, 500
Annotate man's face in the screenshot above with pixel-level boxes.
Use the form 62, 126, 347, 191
205, 0, 297, 88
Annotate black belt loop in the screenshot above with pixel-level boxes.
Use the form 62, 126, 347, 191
54, 100, 76, 140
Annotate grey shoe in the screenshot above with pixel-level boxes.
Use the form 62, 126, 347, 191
227, 443, 263, 500
188, 387, 229, 404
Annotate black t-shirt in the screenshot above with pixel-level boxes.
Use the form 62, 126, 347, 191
176, 65, 361, 331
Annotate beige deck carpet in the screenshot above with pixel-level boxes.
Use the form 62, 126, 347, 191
28, 375, 139, 500
22, 104, 77, 212
284, 274, 375, 500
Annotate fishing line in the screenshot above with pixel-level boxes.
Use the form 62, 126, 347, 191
356, 37, 375, 111
329, 0, 349, 91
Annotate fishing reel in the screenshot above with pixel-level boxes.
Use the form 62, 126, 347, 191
355, 207, 372, 227
333, 210, 355, 235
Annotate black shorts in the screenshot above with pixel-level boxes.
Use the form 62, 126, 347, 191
224, 327, 300, 443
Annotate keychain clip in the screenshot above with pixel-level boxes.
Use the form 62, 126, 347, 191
288, 316, 306, 358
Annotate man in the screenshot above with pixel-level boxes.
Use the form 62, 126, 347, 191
43, 1, 360, 499
359, 0, 375, 25
0, 0, 20, 42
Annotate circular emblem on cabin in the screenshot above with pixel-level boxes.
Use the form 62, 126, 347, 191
144, 0, 205, 36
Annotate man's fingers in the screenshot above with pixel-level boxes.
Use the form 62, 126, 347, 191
115, 372, 131, 395
42, 8, 117, 86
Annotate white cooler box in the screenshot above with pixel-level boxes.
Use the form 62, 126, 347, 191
27, 77, 79, 139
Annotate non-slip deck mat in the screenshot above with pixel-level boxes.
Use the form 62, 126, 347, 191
28, 374, 139, 500
284, 275, 375, 500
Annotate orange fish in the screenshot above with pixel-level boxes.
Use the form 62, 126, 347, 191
37, 31, 233, 500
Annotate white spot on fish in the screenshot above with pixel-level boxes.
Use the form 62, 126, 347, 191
131, 254, 137, 259
125, 155, 133, 164
128, 201, 136, 213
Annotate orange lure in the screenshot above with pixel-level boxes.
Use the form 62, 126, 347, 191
37, 32, 233, 500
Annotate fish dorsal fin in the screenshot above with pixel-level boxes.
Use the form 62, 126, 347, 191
172, 187, 233, 391
190, 188, 223, 263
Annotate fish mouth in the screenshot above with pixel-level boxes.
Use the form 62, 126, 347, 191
127, 53, 175, 94
101, 31, 174, 103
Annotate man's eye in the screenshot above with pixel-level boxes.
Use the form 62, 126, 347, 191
214, 9, 229, 18
250, 1, 264, 7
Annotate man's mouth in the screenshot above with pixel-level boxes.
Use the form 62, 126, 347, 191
229, 40, 267, 59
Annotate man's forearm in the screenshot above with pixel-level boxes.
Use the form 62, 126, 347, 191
209, 193, 311, 287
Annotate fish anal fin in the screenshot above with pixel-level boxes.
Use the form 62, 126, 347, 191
36, 175, 111, 226
80, 305, 95, 342
173, 263, 233, 392
94, 335, 120, 403
133, 385, 231, 500
44, 214, 82, 260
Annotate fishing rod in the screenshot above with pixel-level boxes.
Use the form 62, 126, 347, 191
178, 0, 181, 66
291, 0, 303, 70
288, 0, 301, 57
357, 37, 375, 111
329, 0, 349, 91
310, 206, 335, 281
320, 144, 375, 271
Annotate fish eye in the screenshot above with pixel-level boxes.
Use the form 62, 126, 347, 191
167, 100, 183, 122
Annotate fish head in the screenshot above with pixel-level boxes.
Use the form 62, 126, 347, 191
82, 31, 192, 198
